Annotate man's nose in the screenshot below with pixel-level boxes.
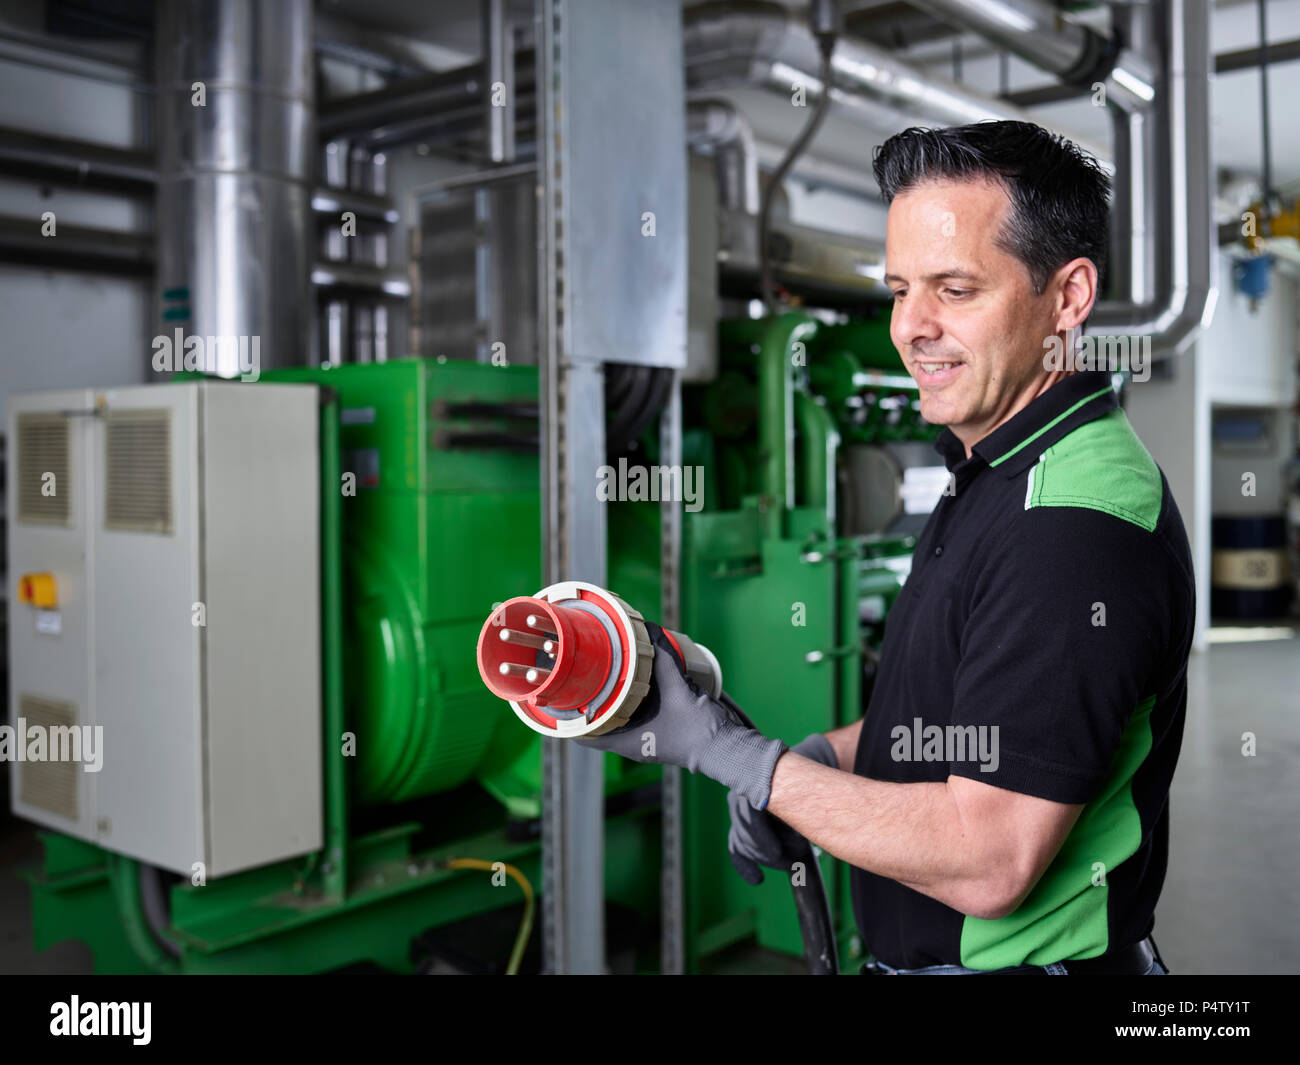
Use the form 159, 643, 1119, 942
892, 289, 943, 348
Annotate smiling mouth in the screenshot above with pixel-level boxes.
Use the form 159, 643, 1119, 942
914, 360, 965, 381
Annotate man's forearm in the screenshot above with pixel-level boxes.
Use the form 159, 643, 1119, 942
764, 752, 1025, 919
823, 718, 863, 771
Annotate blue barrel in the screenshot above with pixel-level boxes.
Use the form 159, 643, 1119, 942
1211, 516, 1292, 619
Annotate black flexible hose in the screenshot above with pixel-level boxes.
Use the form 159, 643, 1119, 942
622, 367, 675, 448
138, 861, 182, 960
606, 362, 636, 413
605, 365, 674, 459
787, 836, 839, 974
719, 690, 840, 975
605, 364, 652, 456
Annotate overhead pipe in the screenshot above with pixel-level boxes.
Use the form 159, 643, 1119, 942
904, 0, 1151, 306
0, 126, 397, 226
0, 208, 405, 300
0, 213, 153, 275
482, 0, 516, 164
891, 0, 1214, 354
317, 54, 537, 152
682, 1, 1111, 163
317, 2, 1101, 160
314, 2, 1109, 177
310, 261, 410, 300
908, 0, 1118, 86
0, 127, 155, 195
317, 64, 486, 144
1086, 0, 1216, 352
757, 5, 839, 311
1006, 35, 1300, 108
687, 99, 760, 214
1104, 4, 1161, 313
679, 0, 1211, 352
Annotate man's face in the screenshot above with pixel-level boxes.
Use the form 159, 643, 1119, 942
884, 178, 1061, 452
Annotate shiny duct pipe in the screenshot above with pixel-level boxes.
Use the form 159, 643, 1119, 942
155, 0, 315, 374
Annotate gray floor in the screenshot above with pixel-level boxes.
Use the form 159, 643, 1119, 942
1, 635, 1297, 974
1156, 633, 1300, 974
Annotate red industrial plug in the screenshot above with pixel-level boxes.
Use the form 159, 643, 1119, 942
476, 581, 722, 737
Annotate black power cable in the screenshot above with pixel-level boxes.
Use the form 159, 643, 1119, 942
758, 6, 839, 312
788, 836, 840, 975
605, 364, 675, 460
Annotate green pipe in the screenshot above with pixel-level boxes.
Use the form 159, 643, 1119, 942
107, 856, 180, 974
808, 349, 864, 405
838, 545, 861, 731
793, 390, 840, 529
817, 319, 903, 370
320, 386, 348, 901
758, 313, 818, 540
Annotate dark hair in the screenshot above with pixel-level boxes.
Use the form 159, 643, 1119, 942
872, 121, 1111, 296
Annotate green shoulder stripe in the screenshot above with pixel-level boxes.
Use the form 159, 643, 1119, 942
1025, 408, 1162, 532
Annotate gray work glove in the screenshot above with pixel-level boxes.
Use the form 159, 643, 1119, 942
727, 732, 836, 886
576, 624, 788, 811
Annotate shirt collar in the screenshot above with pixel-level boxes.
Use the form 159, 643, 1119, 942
931, 371, 1118, 478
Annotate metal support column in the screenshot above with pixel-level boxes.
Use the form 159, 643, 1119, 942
537, 0, 606, 976
659, 374, 685, 974
535, 0, 688, 974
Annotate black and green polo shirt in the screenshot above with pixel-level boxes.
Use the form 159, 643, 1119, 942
851, 369, 1195, 970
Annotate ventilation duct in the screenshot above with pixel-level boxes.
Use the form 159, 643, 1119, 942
155, 0, 314, 374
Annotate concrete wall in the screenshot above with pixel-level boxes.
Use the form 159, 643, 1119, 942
1125, 348, 1214, 652
0, 50, 151, 417
1126, 252, 1299, 648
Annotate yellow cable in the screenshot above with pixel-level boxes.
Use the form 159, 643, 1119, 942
444, 858, 535, 975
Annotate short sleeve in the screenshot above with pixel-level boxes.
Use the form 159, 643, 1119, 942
947, 506, 1173, 804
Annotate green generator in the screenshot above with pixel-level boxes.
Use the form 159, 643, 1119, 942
15, 313, 941, 974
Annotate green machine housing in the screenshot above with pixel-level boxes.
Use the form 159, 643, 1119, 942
24, 312, 940, 973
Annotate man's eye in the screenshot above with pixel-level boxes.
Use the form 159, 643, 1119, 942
945, 287, 972, 299
891, 290, 907, 301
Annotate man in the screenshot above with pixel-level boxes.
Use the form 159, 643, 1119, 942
581, 121, 1194, 975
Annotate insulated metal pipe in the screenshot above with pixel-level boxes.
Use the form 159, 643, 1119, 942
902, 0, 1214, 354
1088, 0, 1216, 352
155, 0, 314, 374
482, 0, 516, 164
682, 0, 1110, 161
908, 0, 1117, 85
1106, 4, 1160, 310
688, 98, 760, 215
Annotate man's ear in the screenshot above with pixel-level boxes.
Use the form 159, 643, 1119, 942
1052, 257, 1098, 332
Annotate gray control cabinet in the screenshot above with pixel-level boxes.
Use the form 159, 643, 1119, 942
7, 381, 321, 878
